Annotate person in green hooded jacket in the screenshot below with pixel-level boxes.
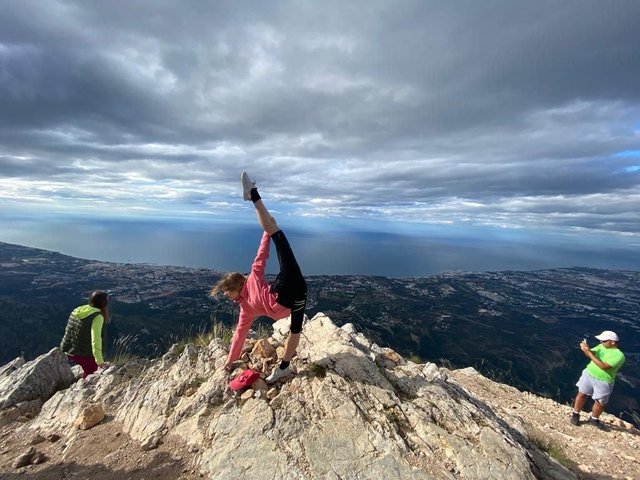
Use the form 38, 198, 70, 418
60, 290, 110, 378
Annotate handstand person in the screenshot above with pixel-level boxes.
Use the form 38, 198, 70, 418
211, 172, 307, 383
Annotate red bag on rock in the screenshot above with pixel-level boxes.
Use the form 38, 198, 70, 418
229, 369, 261, 391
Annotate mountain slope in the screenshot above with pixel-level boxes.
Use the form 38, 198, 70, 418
1, 241, 638, 426
1, 314, 639, 479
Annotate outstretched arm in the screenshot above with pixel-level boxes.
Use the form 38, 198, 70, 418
226, 309, 255, 368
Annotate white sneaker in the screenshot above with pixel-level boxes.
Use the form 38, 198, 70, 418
241, 171, 256, 201
266, 365, 292, 384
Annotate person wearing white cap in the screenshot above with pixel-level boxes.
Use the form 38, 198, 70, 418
570, 330, 625, 429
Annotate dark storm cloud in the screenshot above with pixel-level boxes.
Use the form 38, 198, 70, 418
1, 0, 639, 239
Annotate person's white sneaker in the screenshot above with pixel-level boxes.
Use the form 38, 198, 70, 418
241, 171, 256, 201
266, 365, 292, 384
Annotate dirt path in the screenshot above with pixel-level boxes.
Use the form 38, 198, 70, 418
0, 418, 204, 479
450, 368, 640, 480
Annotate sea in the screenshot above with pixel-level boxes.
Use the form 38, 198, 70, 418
2, 214, 639, 277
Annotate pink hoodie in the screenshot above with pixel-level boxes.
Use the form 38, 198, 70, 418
226, 232, 291, 364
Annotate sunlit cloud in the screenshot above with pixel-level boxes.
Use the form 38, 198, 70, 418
0, 0, 639, 254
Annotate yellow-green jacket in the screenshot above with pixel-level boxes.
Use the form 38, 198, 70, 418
60, 305, 105, 363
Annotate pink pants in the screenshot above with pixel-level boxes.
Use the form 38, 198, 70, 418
67, 354, 98, 378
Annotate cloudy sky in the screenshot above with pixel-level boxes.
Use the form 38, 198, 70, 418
1, 1, 640, 270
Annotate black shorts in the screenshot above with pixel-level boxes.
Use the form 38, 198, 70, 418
269, 230, 307, 332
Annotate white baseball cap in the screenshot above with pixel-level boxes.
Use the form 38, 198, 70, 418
595, 330, 619, 342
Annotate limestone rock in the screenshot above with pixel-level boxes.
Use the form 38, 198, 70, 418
251, 339, 277, 359
15, 398, 43, 418
266, 388, 278, 400
32, 451, 47, 464
70, 365, 84, 380
14, 447, 36, 468
0, 348, 74, 410
340, 323, 357, 334
0, 406, 21, 426
183, 344, 198, 362
200, 313, 574, 479
30, 434, 46, 445
113, 341, 230, 445
74, 403, 105, 430
0, 356, 25, 379
251, 378, 268, 392
164, 343, 181, 359
375, 347, 405, 368
29, 361, 130, 436
13, 312, 580, 480
271, 317, 291, 343
140, 432, 162, 451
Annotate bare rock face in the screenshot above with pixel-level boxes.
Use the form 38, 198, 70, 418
26, 362, 144, 436
0, 399, 43, 426
0, 406, 21, 426
9, 313, 578, 479
271, 316, 292, 344
0, 348, 74, 411
0, 356, 25, 379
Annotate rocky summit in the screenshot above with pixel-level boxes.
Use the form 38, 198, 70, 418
0, 313, 638, 479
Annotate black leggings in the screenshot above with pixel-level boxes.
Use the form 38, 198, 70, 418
269, 230, 307, 333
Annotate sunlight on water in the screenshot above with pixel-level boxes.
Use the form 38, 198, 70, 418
1, 214, 638, 277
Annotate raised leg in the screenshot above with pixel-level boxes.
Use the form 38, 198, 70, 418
253, 199, 279, 236
241, 172, 280, 235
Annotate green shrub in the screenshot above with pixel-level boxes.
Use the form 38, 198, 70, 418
171, 321, 235, 355
210, 321, 234, 345
253, 321, 271, 341
307, 362, 327, 378
408, 354, 423, 364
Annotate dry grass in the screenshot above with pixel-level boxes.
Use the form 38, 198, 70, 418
528, 429, 572, 468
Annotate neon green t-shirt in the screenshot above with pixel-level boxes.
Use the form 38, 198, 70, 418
585, 344, 625, 384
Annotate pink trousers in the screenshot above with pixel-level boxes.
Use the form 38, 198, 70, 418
67, 354, 98, 378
